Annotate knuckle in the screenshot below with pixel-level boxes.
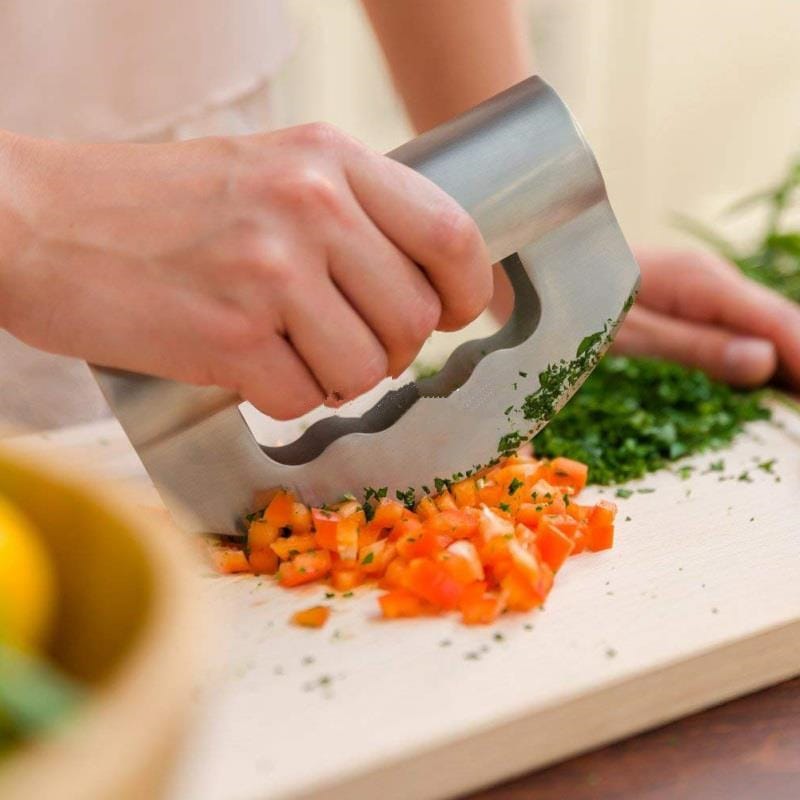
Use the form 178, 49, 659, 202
341, 349, 388, 399
232, 226, 293, 285
273, 168, 345, 219
403, 292, 441, 346
290, 121, 346, 150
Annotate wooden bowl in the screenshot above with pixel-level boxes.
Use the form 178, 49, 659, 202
0, 446, 206, 800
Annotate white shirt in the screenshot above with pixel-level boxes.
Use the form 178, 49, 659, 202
0, 0, 294, 431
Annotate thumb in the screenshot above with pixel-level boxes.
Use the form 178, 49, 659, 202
613, 306, 778, 387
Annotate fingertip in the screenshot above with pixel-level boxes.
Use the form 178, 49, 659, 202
723, 337, 777, 387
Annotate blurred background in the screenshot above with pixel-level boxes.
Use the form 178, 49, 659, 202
271, 0, 800, 246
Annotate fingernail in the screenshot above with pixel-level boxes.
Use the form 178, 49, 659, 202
724, 338, 776, 385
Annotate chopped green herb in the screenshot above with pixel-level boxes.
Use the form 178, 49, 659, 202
518, 371, 528, 378
534, 356, 770, 485
615, 488, 634, 499
498, 431, 525, 454
434, 477, 449, 494
361, 552, 375, 566
757, 458, 777, 474
343, 592, 354, 598
508, 477, 524, 495
498, 502, 511, 513
637, 488, 655, 494
675, 465, 695, 480
396, 487, 416, 510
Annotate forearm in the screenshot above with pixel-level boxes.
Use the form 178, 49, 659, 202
362, 0, 531, 133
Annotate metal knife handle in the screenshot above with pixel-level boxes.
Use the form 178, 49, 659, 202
93, 76, 602, 446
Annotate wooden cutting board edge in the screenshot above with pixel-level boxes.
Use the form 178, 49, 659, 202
300, 618, 800, 800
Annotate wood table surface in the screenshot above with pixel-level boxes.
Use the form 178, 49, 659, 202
466, 676, 800, 800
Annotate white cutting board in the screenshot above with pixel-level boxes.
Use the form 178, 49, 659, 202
10, 401, 800, 800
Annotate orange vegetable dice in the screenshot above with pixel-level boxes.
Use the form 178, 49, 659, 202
247, 519, 280, 552
405, 558, 464, 610
270, 534, 317, 561
451, 478, 478, 508
459, 581, 505, 625
589, 499, 617, 528
291, 605, 331, 628
548, 457, 588, 493
290, 502, 312, 534
265, 490, 295, 528
278, 550, 332, 587
433, 490, 458, 512
209, 545, 251, 574
586, 524, 614, 552
415, 496, 439, 521
424, 509, 479, 540
535, 520, 575, 572
248, 548, 279, 575
379, 589, 429, 619
312, 507, 340, 551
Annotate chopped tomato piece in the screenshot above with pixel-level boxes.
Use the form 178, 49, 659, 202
396, 527, 448, 560
330, 560, 364, 591
209, 545, 250, 574
451, 478, 478, 508
535, 520, 575, 572
405, 558, 464, 610
369, 499, 405, 532
270, 534, 317, 561
388, 514, 422, 543
586, 524, 614, 552
278, 549, 332, 587
502, 568, 546, 612
478, 505, 515, 541
424, 508, 479, 540
335, 514, 360, 562
248, 548, 279, 575
433, 490, 458, 512
380, 558, 410, 590
265, 490, 295, 528
459, 582, 505, 625
290, 502, 312, 534
247, 519, 280, 552
291, 605, 331, 628
589, 499, 617, 528
359, 539, 397, 576
541, 514, 579, 539
312, 508, 340, 551
379, 589, 430, 618
440, 540, 484, 583
548, 457, 588, 493
477, 481, 503, 507
415, 496, 439, 521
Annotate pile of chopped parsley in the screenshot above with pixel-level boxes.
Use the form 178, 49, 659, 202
533, 356, 770, 485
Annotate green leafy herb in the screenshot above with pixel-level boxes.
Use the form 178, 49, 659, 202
508, 477, 524, 495
361, 552, 375, 566
534, 356, 770, 485
498, 431, 525, 455
396, 487, 416, 510
615, 488, 634, 499
498, 502, 511, 513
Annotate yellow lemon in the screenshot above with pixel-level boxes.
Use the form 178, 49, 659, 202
0, 495, 55, 650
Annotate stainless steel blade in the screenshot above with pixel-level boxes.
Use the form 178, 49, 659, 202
91, 77, 639, 534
